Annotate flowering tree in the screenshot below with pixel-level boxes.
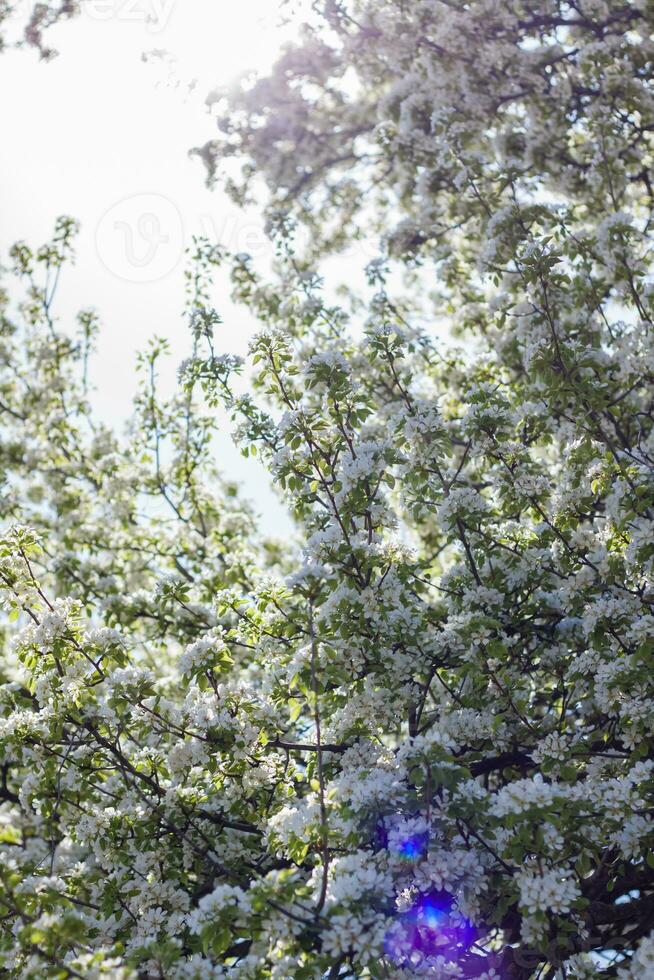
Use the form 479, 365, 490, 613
2, 1, 654, 977
0, 2, 80, 58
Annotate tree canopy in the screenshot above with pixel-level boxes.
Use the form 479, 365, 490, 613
0, 2, 80, 59
2, 1, 654, 977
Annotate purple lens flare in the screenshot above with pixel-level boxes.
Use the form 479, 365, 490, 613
395, 832, 430, 862
385, 889, 478, 970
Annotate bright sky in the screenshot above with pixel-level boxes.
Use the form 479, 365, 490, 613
0, 1, 307, 532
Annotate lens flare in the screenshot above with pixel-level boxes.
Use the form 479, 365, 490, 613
395, 833, 429, 862
385, 889, 477, 971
